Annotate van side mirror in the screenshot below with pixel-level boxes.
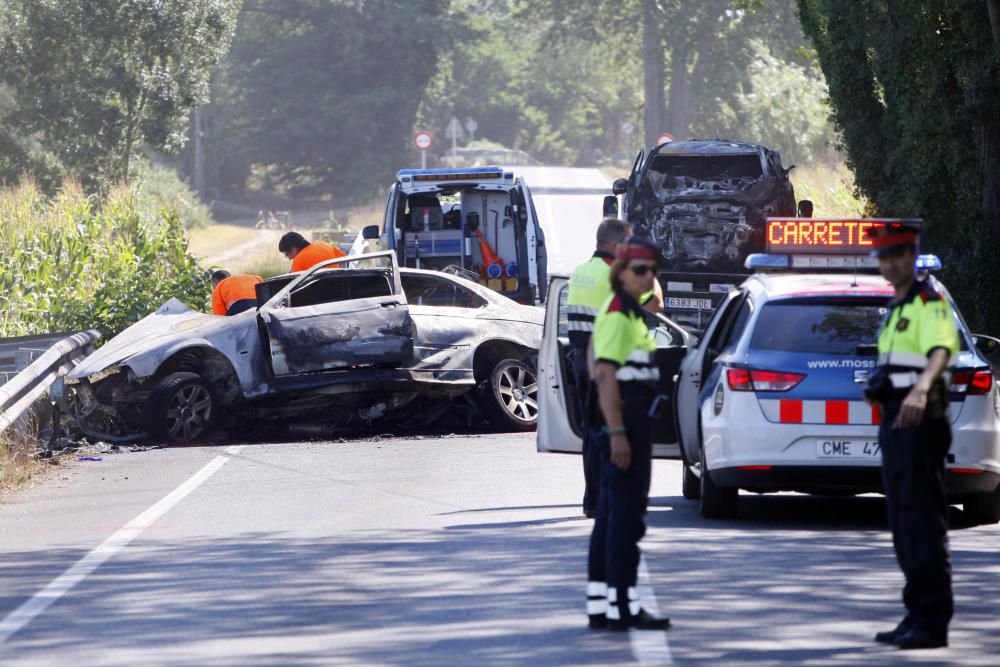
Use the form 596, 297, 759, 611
797, 199, 814, 218
362, 225, 380, 240
612, 178, 629, 195
603, 195, 619, 217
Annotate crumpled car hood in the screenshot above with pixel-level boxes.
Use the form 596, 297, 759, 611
630, 167, 794, 273
68, 298, 245, 380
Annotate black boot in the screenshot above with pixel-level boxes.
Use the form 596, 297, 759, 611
874, 618, 912, 644
607, 587, 670, 631
895, 629, 948, 650
587, 582, 607, 629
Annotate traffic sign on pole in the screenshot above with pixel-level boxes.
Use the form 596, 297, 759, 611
413, 131, 433, 151
414, 131, 433, 169
655, 132, 675, 146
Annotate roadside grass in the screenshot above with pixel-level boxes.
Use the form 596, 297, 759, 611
792, 162, 870, 217
0, 425, 43, 499
186, 223, 261, 262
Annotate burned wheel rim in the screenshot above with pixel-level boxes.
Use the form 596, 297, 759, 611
164, 384, 213, 441
493, 359, 538, 425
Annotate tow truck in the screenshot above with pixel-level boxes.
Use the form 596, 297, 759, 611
363, 167, 547, 305
604, 140, 812, 332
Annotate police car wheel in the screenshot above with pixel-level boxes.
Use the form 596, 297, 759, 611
676, 398, 700, 500
962, 487, 1000, 525
143, 372, 219, 443
699, 443, 738, 519
682, 464, 700, 501
482, 358, 538, 432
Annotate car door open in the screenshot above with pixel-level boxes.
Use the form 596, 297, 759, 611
258, 252, 414, 376
538, 275, 692, 457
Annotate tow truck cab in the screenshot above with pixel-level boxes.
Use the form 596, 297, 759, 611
364, 167, 547, 305
607, 140, 811, 332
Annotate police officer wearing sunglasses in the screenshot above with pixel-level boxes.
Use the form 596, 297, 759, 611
585, 237, 671, 632
866, 221, 958, 650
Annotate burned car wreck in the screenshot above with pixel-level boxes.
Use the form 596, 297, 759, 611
65, 252, 542, 443
623, 140, 797, 273
609, 139, 806, 331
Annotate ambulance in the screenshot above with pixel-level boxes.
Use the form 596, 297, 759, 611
363, 167, 548, 305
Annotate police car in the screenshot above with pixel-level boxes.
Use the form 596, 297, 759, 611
536, 276, 694, 458
362, 167, 547, 305
676, 218, 1000, 522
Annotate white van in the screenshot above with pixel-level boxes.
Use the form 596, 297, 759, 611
362, 167, 548, 304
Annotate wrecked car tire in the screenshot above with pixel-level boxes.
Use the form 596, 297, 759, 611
482, 358, 538, 432
143, 372, 219, 443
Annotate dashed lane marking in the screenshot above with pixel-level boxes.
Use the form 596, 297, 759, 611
0, 445, 245, 646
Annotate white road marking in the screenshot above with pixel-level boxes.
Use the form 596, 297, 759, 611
630, 556, 673, 665
0, 445, 244, 646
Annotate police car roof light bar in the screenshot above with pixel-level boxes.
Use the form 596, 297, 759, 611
916, 254, 943, 271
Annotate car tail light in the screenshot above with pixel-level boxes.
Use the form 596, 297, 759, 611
726, 368, 753, 391
727, 367, 805, 392
950, 369, 994, 395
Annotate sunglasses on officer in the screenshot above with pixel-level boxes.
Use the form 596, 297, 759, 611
628, 262, 658, 276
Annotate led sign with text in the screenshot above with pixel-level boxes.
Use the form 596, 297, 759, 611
766, 218, 884, 254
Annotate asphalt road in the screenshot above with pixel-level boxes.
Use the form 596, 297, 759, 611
1, 433, 997, 666
512, 166, 614, 276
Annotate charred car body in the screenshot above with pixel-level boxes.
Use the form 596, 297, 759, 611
607, 140, 807, 331
65, 252, 541, 443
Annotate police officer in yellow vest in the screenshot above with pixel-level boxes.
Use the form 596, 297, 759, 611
865, 221, 958, 650
567, 218, 631, 517
586, 237, 670, 632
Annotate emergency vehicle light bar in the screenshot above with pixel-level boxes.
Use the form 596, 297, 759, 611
396, 167, 512, 183
745, 253, 942, 272
744, 253, 878, 270
765, 218, 913, 255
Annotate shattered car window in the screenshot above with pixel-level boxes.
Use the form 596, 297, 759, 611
289, 270, 393, 308
649, 154, 763, 181
401, 274, 487, 308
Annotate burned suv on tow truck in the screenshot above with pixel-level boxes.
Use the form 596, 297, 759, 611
609, 140, 804, 331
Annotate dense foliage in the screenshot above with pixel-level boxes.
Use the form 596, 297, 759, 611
0, 182, 209, 337
208, 0, 448, 201
798, 0, 1000, 332
0, 0, 241, 193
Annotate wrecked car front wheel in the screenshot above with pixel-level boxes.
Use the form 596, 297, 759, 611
143, 372, 219, 443
482, 358, 538, 432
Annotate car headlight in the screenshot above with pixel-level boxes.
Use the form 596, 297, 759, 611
87, 366, 121, 384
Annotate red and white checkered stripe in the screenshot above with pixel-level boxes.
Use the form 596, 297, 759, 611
758, 399, 880, 425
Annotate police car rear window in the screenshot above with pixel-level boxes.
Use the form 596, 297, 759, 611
749, 299, 885, 355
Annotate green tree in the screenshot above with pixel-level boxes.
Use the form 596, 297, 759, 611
210, 0, 448, 202
0, 1, 241, 192
798, 0, 1000, 331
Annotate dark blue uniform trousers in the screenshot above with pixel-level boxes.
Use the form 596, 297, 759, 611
570, 341, 602, 517
878, 403, 953, 635
588, 393, 653, 588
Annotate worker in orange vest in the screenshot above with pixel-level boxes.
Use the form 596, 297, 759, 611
211, 270, 263, 316
278, 231, 346, 272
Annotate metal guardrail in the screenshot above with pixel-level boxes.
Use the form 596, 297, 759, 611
0, 330, 101, 434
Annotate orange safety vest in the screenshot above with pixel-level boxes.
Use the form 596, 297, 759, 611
290, 241, 346, 272
212, 274, 263, 316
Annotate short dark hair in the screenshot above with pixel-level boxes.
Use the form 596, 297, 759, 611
210, 269, 231, 286
278, 231, 309, 253
596, 218, 631, 248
